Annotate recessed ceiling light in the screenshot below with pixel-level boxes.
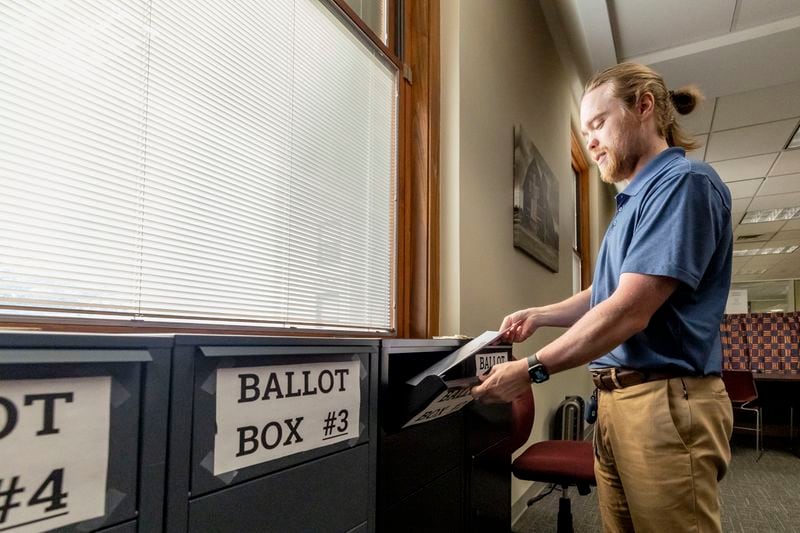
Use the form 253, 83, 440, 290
741, 207, 800, 224
787, 121, 800, 150
732, 245, 799, 257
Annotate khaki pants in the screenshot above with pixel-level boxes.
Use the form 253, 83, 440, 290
594, 376, 733, 532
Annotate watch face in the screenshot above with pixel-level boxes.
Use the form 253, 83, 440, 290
529, 364, 549, 383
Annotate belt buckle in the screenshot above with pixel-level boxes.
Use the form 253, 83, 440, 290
592, 369, 622, 391
609, 368, 623, 389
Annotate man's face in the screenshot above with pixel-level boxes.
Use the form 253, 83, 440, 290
580, 83, 642, 184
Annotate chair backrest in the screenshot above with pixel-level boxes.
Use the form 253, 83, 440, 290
509, 386, 535, 453
721, 369, 758, 403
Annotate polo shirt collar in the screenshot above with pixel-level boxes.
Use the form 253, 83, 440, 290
617, 147, 685, 199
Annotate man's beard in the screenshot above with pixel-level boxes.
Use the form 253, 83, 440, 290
599, 148, 636, 184
598, 129, 641, 184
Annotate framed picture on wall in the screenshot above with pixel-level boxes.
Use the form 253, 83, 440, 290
513, 124, 559, 272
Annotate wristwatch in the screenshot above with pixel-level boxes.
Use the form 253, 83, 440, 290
527, 353, 550, 383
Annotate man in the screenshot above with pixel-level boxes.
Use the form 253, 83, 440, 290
471, 63, 734, 532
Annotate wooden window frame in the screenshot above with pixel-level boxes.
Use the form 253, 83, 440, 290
571, 129, 591, 290
395, 0, 440, 338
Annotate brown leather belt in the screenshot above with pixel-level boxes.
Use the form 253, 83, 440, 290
591, 368, 692, 391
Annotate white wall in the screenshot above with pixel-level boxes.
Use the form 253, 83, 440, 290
440, 0, 603, 512
440, 0, 461, 335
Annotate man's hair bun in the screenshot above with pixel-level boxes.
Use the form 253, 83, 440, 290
670, 85, 703, 115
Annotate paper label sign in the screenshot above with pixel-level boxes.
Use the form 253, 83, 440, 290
214, 360, 361, 475
403, 385, 473, 428
725, 289, 748, 314
476, 352, 508, 375
407, 330, 504, 386
0, 376, 111, 533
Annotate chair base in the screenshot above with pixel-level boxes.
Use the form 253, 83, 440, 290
526, 483, 556, 507
732, 404, 763, 460
557, 495, 573, 533
526, 484, 586, 533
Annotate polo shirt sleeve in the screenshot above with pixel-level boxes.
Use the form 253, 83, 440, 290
620, 173, 729, 290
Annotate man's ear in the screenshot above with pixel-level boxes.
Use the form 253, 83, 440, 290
636, 92, 655, 120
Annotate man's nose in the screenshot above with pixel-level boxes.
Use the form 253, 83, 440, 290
586, 135, 598, 151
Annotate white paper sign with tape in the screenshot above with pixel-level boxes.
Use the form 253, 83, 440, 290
214, 360, 361, 475
0, 376, 111, 533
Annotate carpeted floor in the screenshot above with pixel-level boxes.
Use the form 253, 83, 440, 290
513, 438, 800, 533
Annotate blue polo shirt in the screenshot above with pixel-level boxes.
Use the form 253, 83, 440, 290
589, 147, 732, 375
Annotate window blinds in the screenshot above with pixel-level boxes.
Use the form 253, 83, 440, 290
0, 0, 397, 331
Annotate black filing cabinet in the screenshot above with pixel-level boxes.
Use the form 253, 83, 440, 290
0, 333, 172, 533
166, 336, 378, 533
378, 339, 513, 532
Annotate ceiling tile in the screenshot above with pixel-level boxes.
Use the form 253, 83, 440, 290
610, 0, 735, 58
765, 238, 800, 247
783, 265, 800, 277
678, 99, 715, 135
732, 197, 752, 213
686, 135, 707, 160
747, 255, 786, 267
735, 0, 800, 30
732, 267, 766, 283
781, 219, 800, 230
710, 154, 779, 182
735, 220, 785, 236
767, 264, 795, 276
727, 178, 763, 199
772, 229, 800, 241
712, 81, 800, 131
733, 257, 751, 268
649, 27, 800, 100
769, 149, 800, 176
706, 120, 798, 162
734, 241, 765, 252
758, 173, 800, 196
748, 191, 800, 211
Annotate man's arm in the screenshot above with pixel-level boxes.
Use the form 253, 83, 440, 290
500, 286, 592, 343
473, 273, 679, 403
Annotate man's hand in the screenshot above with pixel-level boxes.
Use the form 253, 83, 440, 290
499, 309, 539, 343
470, 359, 530, 404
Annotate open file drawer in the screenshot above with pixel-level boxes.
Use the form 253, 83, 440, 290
0, 333, 171, 533
166, 336, 378, 533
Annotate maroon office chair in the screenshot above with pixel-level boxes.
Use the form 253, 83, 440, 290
510, 387, 596, 533
721, 369, 763, 460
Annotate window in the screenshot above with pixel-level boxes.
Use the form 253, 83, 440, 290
729, 280, 796, 313
571, 130, 590, 292
571, 167, 583, 295
0, 0, 399, 333
344, 0, 389, 45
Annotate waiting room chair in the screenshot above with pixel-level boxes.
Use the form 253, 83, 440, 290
510, 387, 595, 533
721, 369, 763, 460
